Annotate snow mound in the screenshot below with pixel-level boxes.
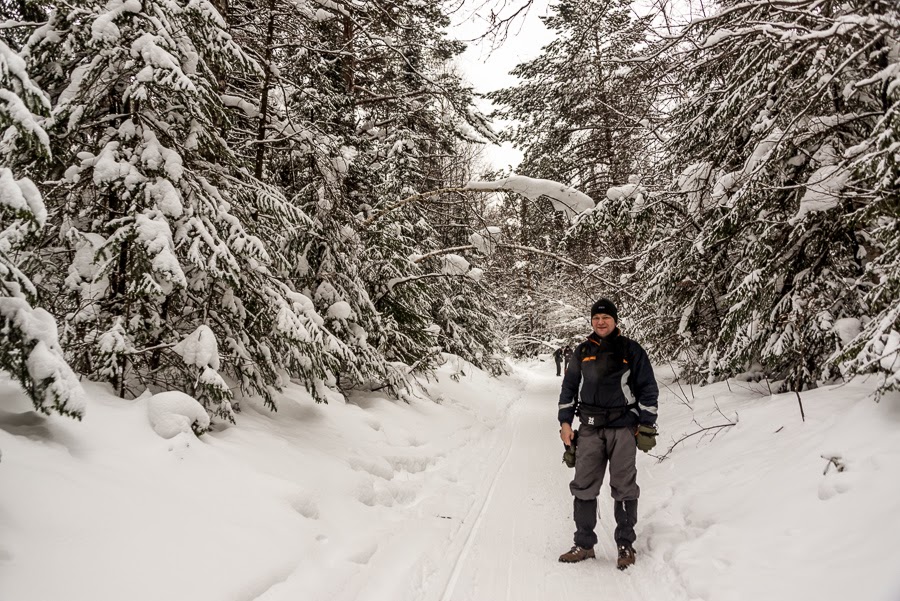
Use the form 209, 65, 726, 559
466, 268, 484, 282
147, 391, 210, 439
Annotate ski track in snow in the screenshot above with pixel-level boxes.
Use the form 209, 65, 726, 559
436, 377, 523, 601
428, 366, 689, 601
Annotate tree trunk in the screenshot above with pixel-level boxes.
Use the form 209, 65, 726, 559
254, 0, 277, 180
342, 15, 356, 96
210, 0, 229, 20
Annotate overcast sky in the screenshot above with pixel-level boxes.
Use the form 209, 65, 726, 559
449, 1, 555, 173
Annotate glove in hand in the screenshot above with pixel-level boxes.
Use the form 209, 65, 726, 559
562, 444, 576, 468
562, 430, 578, 468
636, 424, 657, 453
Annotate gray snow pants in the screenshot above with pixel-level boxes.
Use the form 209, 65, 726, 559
570, 425, 640, 549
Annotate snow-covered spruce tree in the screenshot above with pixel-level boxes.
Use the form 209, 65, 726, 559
222, 0, 417, 395
651, 0, 897, 390
24, 0, 343, 418
348, 2, 504, 375
489, 0, 662, 199
834, 9, 900, 396
232, 0, 504, 379
429, 254, 507, 375
485, 0, 667, 352
563, 179, 664, 342
470, 186, 579, 357
0, 35, 85, 418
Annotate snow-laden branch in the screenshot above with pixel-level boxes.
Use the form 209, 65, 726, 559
398, 242, 639, 302
465, 176, 595, 218
372, 272, 470, 305
361, 176, 596, 228
361, 187, 470, 228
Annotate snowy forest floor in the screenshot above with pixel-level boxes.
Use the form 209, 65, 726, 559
2, 356, 900, 601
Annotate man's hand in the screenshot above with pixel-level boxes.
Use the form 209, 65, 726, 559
560, 422, 574, 445
635, 424, 658, 453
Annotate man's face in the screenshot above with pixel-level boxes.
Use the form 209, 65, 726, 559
591, 313, 616, 337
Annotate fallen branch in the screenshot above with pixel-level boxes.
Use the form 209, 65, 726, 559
656, 421, 736, 461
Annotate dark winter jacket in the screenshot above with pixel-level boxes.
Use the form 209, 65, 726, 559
557, 329, 658, 429
553, 348, 563, 363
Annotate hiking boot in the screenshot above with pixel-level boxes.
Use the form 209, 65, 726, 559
559, 545, 595, 563
616, 545, 636, 570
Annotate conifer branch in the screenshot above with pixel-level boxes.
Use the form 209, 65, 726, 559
361, 187, 471, 228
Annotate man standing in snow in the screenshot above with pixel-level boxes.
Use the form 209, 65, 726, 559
557, 298, 659, 569
553, 347, 563, 376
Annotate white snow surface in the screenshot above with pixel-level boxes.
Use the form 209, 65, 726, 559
466, 267, 484, 282
1, 357, 899, 601
466, 175, 595, 218
606, 183, 641, 201
834, 317, 862, 346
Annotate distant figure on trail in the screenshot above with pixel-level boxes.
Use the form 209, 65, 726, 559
553, 347, 563, 376
563, 345, 573, 372
556, 298, 659, 570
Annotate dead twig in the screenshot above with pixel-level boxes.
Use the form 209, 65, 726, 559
710, 399, 737, 425
821, 454, 845, 475
661, 381, 692, 409
667, 363, 693, 409
656, 417, 736, 462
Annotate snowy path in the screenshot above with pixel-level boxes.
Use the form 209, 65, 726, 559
5, 359, 896, 601
429, 366, 687, 601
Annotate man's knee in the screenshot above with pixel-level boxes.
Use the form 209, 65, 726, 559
608, 467, 639, 500
570, 477, 604, 500
608, 462, 639, 499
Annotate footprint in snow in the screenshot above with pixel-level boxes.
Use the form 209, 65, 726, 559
347, 542, 378, 565
288, 494, 320, 519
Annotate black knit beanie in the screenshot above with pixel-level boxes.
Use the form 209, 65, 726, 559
590, 298, 618, 322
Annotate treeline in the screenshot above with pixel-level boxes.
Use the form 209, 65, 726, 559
489, 0, 899, 395
1, 0, 507, 422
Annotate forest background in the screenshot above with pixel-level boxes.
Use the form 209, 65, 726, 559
2, 0, 898, 426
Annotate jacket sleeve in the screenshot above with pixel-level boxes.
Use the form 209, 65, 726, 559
558, 345, 582, 425
628, 341, 659, 426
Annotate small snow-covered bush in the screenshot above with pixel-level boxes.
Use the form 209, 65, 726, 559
147, 392, 211, 439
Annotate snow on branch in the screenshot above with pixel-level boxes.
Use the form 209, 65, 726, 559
468, 227, 501, 256
465, 176, 595, 218
362, 177, 594, 228
402, 242, 639, 303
